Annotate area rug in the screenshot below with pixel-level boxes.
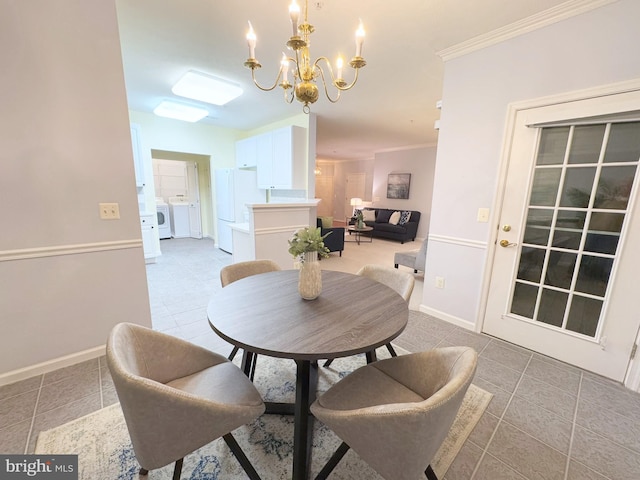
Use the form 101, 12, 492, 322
36, 348, 492, 479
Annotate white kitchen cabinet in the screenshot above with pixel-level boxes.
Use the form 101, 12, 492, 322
140, 213, 159, 263
255, 132, 273, 187
235, 136, 258, 169
130, 123, 145, 188
256, 125, 306, 189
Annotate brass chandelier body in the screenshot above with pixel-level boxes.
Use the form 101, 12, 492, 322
244, 0, 366, 113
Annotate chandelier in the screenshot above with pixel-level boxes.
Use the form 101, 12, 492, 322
244, 0, 366, 113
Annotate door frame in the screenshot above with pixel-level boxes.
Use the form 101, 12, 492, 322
478, 78, 640, 388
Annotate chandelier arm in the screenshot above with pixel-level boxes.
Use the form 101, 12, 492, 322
336, 64, 361, 91
314, 62, 342, 103
314, 56, 361, 91
250, 65, 284, 92
284, 85, 295, 104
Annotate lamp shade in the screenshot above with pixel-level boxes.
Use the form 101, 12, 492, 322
350, 197, 363, 207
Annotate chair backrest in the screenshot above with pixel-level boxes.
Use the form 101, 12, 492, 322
312, 347, 477, 480
106, 323, 264, 472
366, 347, 477, 480
356, 264, 415, 302
415, 238, 428, 270
220, 259, 280, 287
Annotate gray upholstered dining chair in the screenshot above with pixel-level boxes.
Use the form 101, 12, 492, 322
220, 259, 281, 378
106, 322, 265, 480
311, 347, 478, 480
324, 264, 414, 367
394, 237, 428, 273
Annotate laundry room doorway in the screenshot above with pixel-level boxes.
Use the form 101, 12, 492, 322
151, 150, 212, 239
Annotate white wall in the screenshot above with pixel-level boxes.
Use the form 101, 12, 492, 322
424, 0, 640, 328
373, 147, 436, 241
0, 0, 151, 381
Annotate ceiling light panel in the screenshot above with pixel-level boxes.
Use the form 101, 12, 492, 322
153, 100, 209, 122
172, 70, 243, 106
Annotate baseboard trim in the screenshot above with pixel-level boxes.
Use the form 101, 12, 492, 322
0, 240, 142, 262
0, 345, 105, 387
419, 305, 477, 332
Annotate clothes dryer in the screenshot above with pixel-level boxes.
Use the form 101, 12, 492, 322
156, 200, 171, 239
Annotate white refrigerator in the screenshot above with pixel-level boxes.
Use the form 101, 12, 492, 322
215, 168, 265, 253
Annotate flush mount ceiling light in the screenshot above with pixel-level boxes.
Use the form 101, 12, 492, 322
171, 70, 243, 106
244, 0, 366, 113
153, 100, 209, 122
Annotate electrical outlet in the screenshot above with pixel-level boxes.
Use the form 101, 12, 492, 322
99, 202, 120, 220
435, 276, 445, 289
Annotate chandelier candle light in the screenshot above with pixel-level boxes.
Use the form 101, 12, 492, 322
244, 0, 366, 112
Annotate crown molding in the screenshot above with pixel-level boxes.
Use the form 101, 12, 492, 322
437, 0, 618, 62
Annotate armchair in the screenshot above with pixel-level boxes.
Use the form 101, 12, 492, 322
312, 347, 478, 480
316, 218, 345, 256
394, 238, 428, 273
106, 323, 265, 480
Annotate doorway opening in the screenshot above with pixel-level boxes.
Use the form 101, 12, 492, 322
151, 150, 212, 240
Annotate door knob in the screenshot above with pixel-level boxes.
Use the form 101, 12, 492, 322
499, 239, 516, 247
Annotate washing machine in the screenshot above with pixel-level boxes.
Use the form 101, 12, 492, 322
156, 199, 171, 239
169, 196, 191, 238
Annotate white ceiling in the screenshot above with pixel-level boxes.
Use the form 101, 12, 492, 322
115, 0, 577, 160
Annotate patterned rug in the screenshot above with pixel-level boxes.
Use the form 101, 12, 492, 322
35, 348, 492, 479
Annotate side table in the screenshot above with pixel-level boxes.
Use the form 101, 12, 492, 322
346, 225, 374, 245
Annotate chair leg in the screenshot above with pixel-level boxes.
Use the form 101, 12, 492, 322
228, 345, 239, 361
315, 442, 350, 480
172, 458, 183, 480
223, 433, 262, 480
394, 264, 399, 268
139, 467, 148, 475
425, 464, 438, 480
323, 358, 334, 368
249, 353, 258, 381
386, 343, 398, 357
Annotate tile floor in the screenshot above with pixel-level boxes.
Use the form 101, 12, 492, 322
1, 236, 640, 479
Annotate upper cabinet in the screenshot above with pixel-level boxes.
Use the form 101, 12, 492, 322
256, 125, 306, 190
130, 123, 145, 188
236, 135, 258, 169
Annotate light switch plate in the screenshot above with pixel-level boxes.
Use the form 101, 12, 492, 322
477, 208, 490, 223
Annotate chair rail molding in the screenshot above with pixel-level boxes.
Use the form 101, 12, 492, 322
0, 239, 142, 262
427, 234, 487, 250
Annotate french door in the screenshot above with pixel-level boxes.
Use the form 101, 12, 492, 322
483, 89, 640, 381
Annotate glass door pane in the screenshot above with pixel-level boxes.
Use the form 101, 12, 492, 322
509, 121, 640, 338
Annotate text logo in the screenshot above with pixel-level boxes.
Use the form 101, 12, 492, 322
0, 455, 78, 479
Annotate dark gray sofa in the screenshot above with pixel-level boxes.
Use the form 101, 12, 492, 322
351, 208, 421, 244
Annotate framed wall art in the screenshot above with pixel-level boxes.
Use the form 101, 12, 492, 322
386, 173, 411, 199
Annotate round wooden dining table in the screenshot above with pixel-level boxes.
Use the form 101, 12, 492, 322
207, 269, 408, 480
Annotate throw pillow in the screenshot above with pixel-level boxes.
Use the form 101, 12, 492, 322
363, 209, 376, 222
376, 209, 393, 223
399, 211, 412, 225
389, 211, 401, 225
320, 216, 333, 228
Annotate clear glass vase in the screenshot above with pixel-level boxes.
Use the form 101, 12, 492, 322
298, 251, 322, 300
